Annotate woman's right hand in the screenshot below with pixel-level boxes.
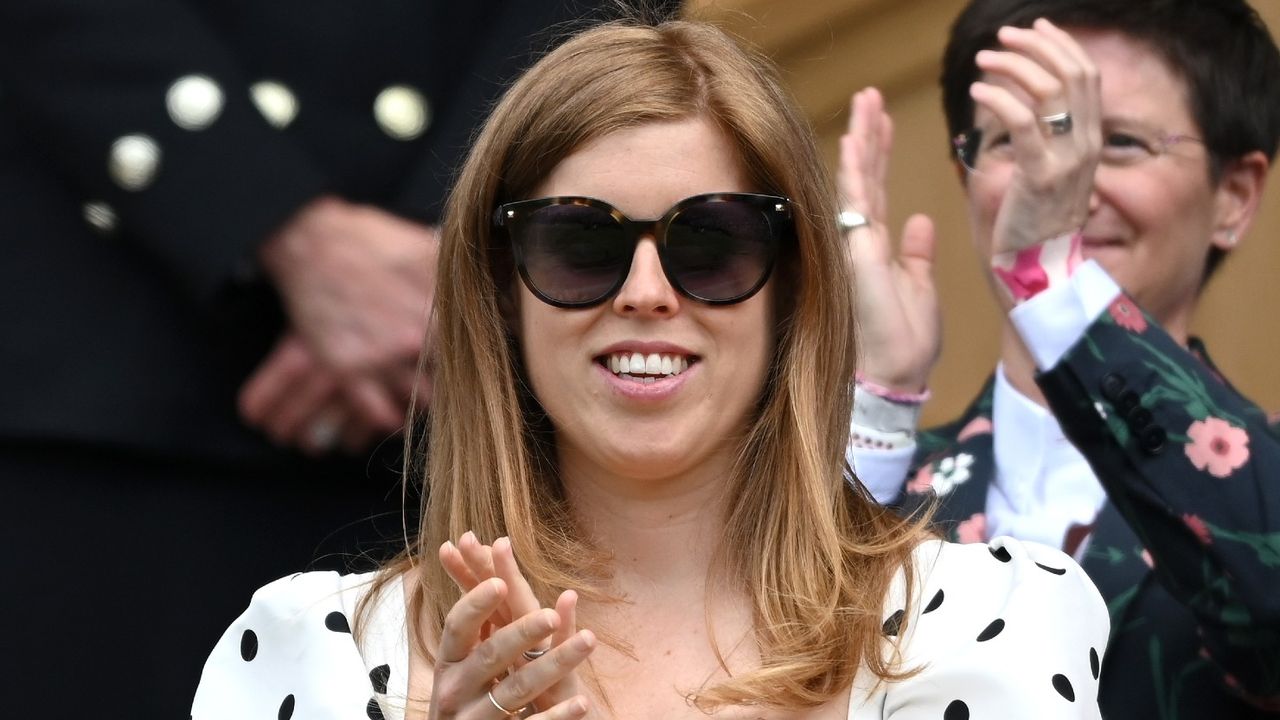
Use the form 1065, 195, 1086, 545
430, 542, 595, 719
838, 87, 941, 394
437, 533, 591, 717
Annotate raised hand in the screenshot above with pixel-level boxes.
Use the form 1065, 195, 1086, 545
838, 87, 940, 394
429, 574, 595, 719
971, 19, 1101, 257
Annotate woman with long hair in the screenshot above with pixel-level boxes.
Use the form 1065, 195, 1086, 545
193, 15, 1106, 719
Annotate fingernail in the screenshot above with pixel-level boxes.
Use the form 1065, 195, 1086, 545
573, 697, 589, 714
574, 629, 596, 651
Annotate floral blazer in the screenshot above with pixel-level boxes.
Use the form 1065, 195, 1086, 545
898, 296, 1280, 719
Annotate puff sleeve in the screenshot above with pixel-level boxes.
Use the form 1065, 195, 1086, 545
191, 571, 405, 720
856, 537, 1109, 719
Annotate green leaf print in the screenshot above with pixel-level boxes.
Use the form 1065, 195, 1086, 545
1206, 523, 1280, 568
1128, 333, 1247, 427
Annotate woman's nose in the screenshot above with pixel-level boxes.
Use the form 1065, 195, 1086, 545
612, 238, 680, 317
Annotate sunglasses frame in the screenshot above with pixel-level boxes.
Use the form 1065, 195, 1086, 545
493, 192, 793, 308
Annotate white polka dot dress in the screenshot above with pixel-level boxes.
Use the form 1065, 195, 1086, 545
192, 537, 1107, 718
192, 571, 409, 719
849, 537, 1108, 719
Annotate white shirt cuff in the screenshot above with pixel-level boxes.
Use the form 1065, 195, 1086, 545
1009, 259, 1122, 371
849, 443, 914, 504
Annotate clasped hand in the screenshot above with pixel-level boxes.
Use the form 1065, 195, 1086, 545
238, 196, 438, 454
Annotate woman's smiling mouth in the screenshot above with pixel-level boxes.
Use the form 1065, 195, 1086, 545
599, 352, 696, 384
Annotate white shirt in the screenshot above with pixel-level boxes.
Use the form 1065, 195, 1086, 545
988, 364, 1108, 553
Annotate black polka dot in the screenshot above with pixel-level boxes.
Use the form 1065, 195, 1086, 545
1090, 648, 1100, 679
369, 664, 391, 694
976, 618, 1005, 642
923, 589, 945, 614
882, 609, 905, 637
325, 611, 351, 633
278, 694, 295, 720
1036, 562, 1067, 576
989, 545, 1012, 562
943, 699, 969, 720
240, 629, 258, 661
367, 697, 386, 720
1052, 674, 1076, 702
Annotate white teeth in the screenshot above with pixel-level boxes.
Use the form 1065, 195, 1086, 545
603, 351, 694, 380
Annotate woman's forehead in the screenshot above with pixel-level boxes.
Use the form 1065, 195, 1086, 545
529, 117, 753, 218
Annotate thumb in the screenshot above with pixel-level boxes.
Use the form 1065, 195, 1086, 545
899, 213, 937, 284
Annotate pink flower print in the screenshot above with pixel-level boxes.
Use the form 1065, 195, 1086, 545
1185, 417, 1251, 478
906, 465, 934, 494
957, 416, 993, 442
955, 513, 988, 544
1268, 409, 1280, 426
992, 246, 1049, 301
1182, 514, 1213, 545
1141, 548, 1155, 569
1108, 295, 1148, 333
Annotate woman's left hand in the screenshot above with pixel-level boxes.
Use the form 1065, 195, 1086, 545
441, 533, 587, 714
974, 19, 1101, 256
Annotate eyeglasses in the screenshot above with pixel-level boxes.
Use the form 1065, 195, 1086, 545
952, 125, 1204, 174
493, 192, 792, 308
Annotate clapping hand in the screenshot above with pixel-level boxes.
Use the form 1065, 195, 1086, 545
973, 20, 1101, 258
437, 532, 593, 717
838, 87, 941, 394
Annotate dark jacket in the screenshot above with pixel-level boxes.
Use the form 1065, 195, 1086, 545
0, 0, 647, 461
901, 299, 1280, 717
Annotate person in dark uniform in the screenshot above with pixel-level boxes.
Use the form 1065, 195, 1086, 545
0, 1, 677, 715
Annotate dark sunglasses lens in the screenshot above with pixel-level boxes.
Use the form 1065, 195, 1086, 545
665, 200, 775, 302
518, 203, 630, 305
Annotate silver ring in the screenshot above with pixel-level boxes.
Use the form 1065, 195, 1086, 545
487, 689, 525, 716
837, 209, 869, 233
521, 647, 549, 661
307, 418, 340, 450
1040, 111, 1073, 136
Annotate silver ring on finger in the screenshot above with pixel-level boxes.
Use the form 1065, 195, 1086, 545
487, 688, 526, 717
307, 417, 341, 451
521, 647, 550, 661
837, 209, 870, 234
1040, 111, 1073, 136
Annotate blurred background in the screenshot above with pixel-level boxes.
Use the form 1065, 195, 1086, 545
688, 0, 1280, 425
